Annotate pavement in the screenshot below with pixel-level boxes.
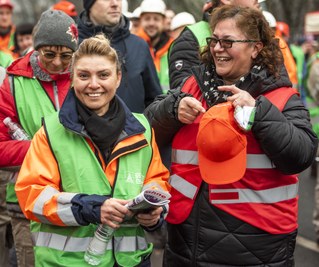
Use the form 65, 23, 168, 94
150, 167, 319, 267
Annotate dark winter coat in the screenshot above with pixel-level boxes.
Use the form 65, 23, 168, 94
77, 12, 162, 113
145, 64, 318, 266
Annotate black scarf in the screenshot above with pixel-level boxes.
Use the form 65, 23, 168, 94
75, 96, 126, 163
200, 64, 262, 107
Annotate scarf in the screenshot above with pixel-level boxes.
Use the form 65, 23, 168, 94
75, 96, 126, 163
201, 64, 262, 107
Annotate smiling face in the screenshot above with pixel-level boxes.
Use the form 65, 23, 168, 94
140, 13, 165, 40
211, 18, 260, 84
73, 55, 121, 116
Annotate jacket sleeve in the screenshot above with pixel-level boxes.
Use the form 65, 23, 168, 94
252, 93, 318, 174
141, 42, 162, 108
15, 127, 108, 227
142, 128, 171, 192
168, 29, 201, 89
144, 87, 189, 148
0, 77, 31, 170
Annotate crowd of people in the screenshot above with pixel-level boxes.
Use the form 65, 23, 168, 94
0, 0, 319, 267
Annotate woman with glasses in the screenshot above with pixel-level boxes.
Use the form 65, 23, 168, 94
145, 5, 317, 266
0, 10, 78, 266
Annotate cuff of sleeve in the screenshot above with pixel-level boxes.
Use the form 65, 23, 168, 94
71, 194, 109, 226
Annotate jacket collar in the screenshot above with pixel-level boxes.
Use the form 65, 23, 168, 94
59, 89, 146, 138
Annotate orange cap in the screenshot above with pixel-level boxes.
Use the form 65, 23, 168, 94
52, 0, 78, 17
196, 102, 247, 184
0, 0, 13, 9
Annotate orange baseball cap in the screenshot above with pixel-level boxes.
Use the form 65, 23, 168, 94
196, 102, 247, 184
52, 0, 78, 17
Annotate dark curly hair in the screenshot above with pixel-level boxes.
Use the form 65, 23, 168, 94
201, 5, 283, 78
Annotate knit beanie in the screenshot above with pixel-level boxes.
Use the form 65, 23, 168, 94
33, 10, 78, 51
83, 0, 96, 12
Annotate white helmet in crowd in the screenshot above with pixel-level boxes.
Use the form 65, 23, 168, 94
262, 11, 276, 28
171, 12, 196, 31
140, 0, 166, 16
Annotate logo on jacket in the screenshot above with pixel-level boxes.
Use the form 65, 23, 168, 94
175, 60, 183, 71
124, 172, 144, 185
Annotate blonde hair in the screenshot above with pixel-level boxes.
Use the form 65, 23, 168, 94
72, 34, 121, 73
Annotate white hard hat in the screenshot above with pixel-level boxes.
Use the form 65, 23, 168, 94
171, 12, 196, 31
122, 0, 128, 13
131, 7, 141, 19
258, 0, 266, 3
140, 0, 166, 16
262, 11, 276, 28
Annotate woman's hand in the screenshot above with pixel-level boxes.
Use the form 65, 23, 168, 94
178, 97, 206, 124
136, 206, 163, 227
218, 85, 256, 107
100, 198, 132, 229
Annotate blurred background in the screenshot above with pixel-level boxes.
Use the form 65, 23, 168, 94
9, 0, 319, 43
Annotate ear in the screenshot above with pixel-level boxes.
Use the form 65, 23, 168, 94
252, 42, 263, 59
116, 71, 122, 89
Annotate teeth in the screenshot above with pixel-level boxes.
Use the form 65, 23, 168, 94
88, 93, 101, 97
217, 57, 230, 62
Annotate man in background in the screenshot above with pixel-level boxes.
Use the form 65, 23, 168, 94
77, 0, 162, 113
0, 0, 14, 55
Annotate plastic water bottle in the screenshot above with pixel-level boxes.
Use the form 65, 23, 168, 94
3, 117, 30, 140
84, 224, 115, 265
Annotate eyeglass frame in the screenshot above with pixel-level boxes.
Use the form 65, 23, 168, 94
39, 49, 74, 62
206, 37, 260, 49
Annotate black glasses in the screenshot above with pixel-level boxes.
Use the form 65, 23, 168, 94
40, 50, 73, 62
206, 37, 260, 49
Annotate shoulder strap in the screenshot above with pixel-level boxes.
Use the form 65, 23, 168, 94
263, 87, 299, 111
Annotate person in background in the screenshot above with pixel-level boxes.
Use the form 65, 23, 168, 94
0, 66, 12, 267
145, 5, 317, 266
0, 10, 78, 267
306, 40, 319, 246
77, 0, 162, 113
12, 23, 34, 58
51, 0, 78, 21
0, 0, 14, 55
0, 47, 13, 67
129, 7, 141, 35
137, 0, 174, 94
15, 34, 170, 267
268, 18, 298, 88
168, 0, 260, 90
170, 12, 196, 40
164, 9, 175, 35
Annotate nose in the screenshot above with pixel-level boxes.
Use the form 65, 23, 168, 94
51, 56, 63, 66
213, 40, 224, 51
89, 76, 100, 88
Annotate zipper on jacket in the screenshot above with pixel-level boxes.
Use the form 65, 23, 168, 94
53, 81, 60, 111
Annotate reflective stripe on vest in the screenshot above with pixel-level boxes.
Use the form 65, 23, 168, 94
32, 112, 153, 266
172, 149, 275, 169
32, 231, 148, 253
210, 183, 298, 204
169, 174, 197, 200
33, 186, 78, 226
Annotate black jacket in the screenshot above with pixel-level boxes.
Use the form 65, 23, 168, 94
168, 26, 204, 89
77, 12, 162, 113
145, 64, 318, 266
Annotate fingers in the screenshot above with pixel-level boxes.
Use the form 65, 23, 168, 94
136, 207, 163, 227
178, 97, 206, 124
100, 198, 130, 226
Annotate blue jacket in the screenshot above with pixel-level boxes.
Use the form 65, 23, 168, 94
77, 12, 162, 113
